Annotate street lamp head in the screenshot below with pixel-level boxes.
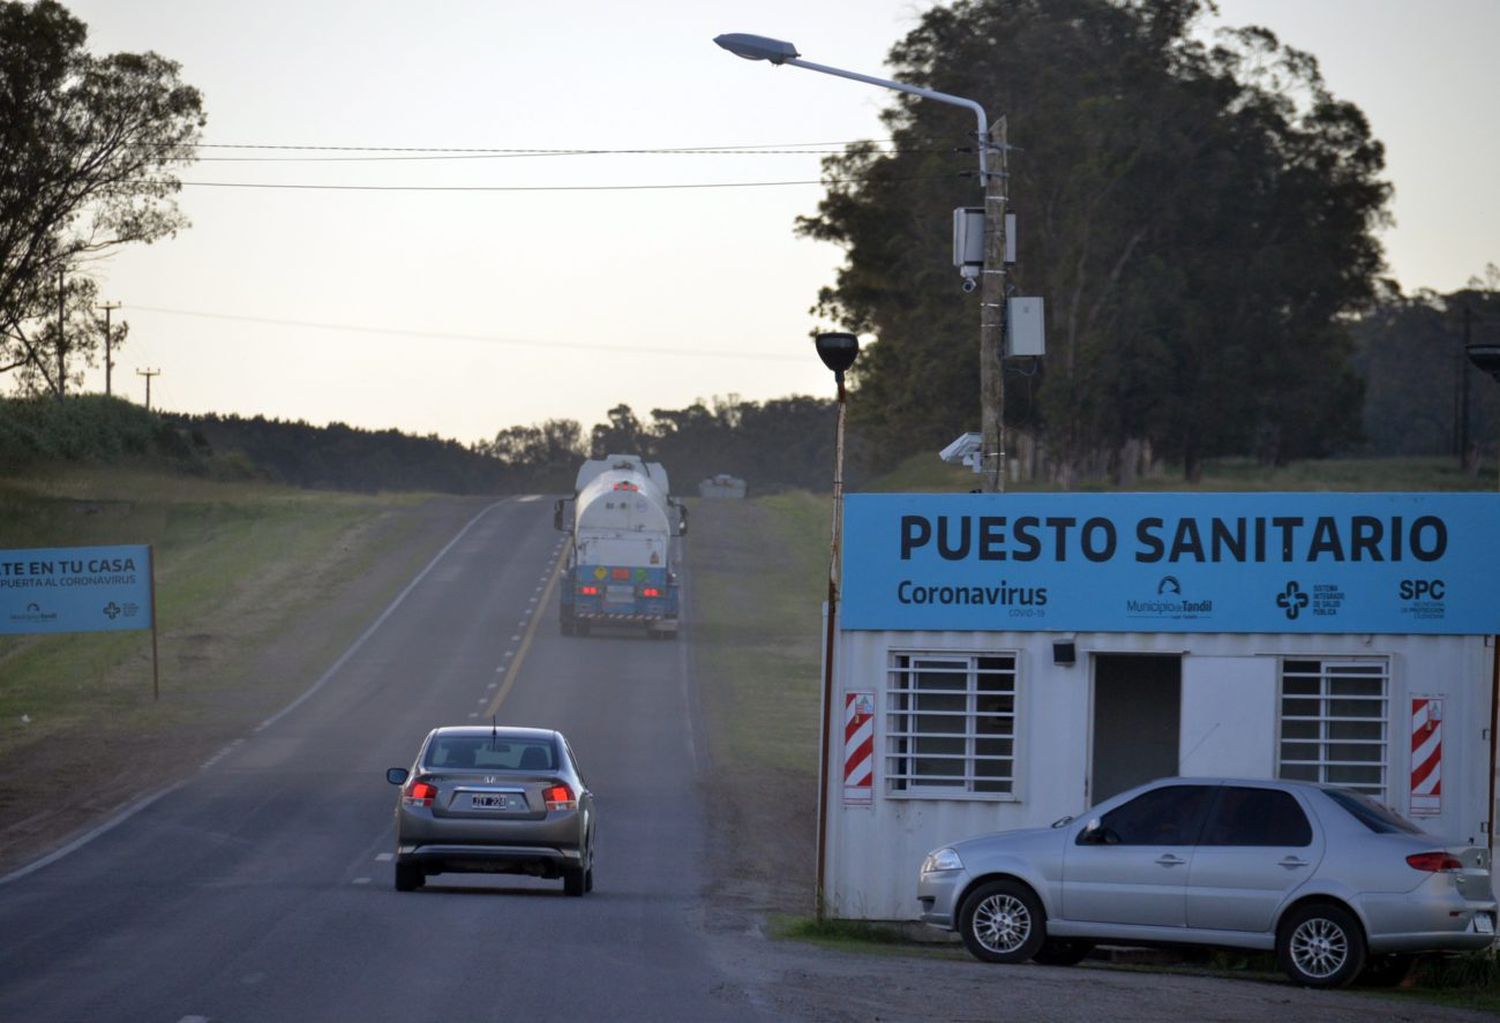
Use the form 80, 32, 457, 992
714, 33, 800, 65
815, 332, 860, 378
1468, 342, 1500, 383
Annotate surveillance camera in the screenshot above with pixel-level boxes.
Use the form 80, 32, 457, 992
961, 277, 978, 293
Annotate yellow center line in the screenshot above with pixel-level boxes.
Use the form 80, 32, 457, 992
484, 550, 565, 719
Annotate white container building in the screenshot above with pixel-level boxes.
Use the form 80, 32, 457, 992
822, 491, 1500, 920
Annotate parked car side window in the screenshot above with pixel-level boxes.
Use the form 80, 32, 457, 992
1201, 786, 1312, 846
1086, 784, 1214, 845
1324, 787, 1423, 835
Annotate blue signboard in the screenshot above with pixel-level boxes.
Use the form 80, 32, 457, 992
0, 545, 153, 635
840, 493, 1500, 635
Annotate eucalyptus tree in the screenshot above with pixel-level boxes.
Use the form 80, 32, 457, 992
798, 0, 1389, 481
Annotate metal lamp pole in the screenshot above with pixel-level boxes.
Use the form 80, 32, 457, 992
714, 33, 1008, 492
812, 331, 859, 920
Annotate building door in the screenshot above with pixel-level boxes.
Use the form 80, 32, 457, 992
1091, 654, 1182, 804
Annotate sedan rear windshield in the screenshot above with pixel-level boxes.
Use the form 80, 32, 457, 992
426, 735, 558, 772
1324, 788, 1423, 835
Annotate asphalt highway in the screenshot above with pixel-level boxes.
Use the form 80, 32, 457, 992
0, 497, 761, 1022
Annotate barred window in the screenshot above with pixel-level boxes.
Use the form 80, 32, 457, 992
886, 652, 1018, 797
1278, 658, 1388, 798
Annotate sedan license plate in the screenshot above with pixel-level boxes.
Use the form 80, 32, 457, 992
1474, 913, 1495, 935
470, 793, 515, 810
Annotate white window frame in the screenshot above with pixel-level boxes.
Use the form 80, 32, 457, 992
1276, 656, 1389, 799
885, 650, 1020, 800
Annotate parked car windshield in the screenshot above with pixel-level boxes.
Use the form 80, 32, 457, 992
1324, 787, 1423, 835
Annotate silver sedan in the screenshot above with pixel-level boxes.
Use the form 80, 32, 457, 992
917, 777, 1495, 987
386, 725, 595, 896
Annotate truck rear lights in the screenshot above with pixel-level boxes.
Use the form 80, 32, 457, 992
543, 783, 577, 811
579, 585, 599, 596
640, 587, 661, 598
404, 781, 437, 808
1407, 852, 1463, 872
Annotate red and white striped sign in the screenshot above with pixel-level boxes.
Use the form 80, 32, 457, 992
1409, 696, 1443, 818
842, 691, 875, 806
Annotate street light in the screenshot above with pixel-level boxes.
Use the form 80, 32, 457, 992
1468, 343, 1500, 490
812, 331, 858, 921
715, 32, 1010, 492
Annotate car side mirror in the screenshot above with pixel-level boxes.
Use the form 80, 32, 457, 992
386, 767, 409, 785
1077, 818, 1109, 845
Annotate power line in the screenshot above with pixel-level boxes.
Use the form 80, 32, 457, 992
170, 172, 959, 193
153, 135, 950, 154
127, 305, 809, 363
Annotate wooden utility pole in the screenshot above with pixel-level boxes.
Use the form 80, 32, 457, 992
56, 268, 66, 401
979, 118, 1009, 492
98, 302, 121, 397
137, 367, 160, 411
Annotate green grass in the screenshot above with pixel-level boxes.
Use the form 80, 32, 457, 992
689, 491, 830, 774
0, 466, 434, 759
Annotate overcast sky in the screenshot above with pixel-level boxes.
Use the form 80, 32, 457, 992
59, 0, 1500, 445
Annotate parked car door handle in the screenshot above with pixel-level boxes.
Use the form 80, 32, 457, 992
1278, 857, 1310, 869
1155, 854, 1187, 867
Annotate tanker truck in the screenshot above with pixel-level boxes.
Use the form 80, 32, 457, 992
554, 454, 687, 639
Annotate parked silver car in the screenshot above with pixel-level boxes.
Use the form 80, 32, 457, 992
386, 725, 595, 896
918, 777, 1495, 987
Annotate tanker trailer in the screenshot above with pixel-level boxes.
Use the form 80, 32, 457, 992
555, 456, 686, 639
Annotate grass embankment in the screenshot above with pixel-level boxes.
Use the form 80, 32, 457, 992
0, 466, 469, 871
688, 467, 1500, 1010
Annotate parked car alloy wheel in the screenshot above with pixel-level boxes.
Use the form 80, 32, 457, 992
959, 880, 1045, 963
1278, 903, 1366, 988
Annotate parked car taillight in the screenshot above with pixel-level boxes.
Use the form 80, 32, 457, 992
1406, 851, 1463, 872
404, 781, 437, 808
543, 783, 576, 811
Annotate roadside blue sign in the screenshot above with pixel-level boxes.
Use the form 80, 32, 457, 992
1, 545, 154, 635
840, 493, 1500, 635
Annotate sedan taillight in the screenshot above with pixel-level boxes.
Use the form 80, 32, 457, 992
404, 781, 437, 808
543, 783, 576, 811
1407, 851, 1463, 872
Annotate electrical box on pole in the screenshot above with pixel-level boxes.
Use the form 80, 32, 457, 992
1006, 297, 1045, 357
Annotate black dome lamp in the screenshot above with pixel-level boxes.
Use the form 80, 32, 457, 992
814, 332, 860, 386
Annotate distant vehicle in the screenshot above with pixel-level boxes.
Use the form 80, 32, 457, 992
917, 777, 1496, 988
698, 474, 746, 499
554, 454, 687, 639
385, 725, 595, 896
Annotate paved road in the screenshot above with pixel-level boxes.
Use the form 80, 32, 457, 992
0, 497, 759, 1022
1, 497, 1492, 1023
